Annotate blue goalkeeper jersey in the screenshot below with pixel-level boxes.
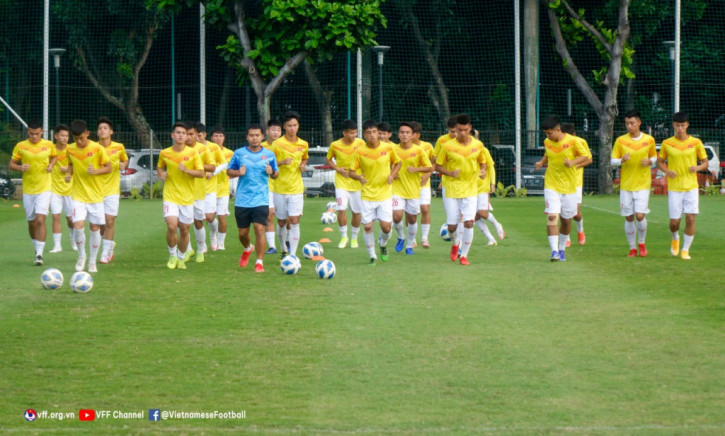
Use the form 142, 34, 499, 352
228, 146, 278, 208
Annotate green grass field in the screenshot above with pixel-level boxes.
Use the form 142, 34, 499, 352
2, 195, 724, 434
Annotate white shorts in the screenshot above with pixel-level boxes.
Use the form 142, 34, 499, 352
268, 191, 275, 209
544, 189, 577, 219
273, 193, 304, 219
620, 190, 650, 216
216, 196, 230, 216
361, 199, 393, 224
392, 195, 420, 215
23, 191, 51, 221
419, 186, 432, 206
335, 188, 362, 213
229, 178, 238, 197
476, 192, 493, 212
442, 196, 477, 225
164, 201, 194, 225
193, 193, 216, 220
104, 194, 120, 217
50, 193, 73, 217
72, 200, 106, 225
576, 186, 583, 204
668, 189, 699, 219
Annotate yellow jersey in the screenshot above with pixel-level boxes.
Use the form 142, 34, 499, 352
159, 146, 203, 206
327, 137, 365, 192
189, 142, 215, 200
51, 146, 72, 196
435, 138, 486, 198
543, 133, 589, 194
393, 144, 431, 199
217, 146, 234, 197
99, 141, 128, 197
659, 136, 707, 192
572, 137, 593, 188
433, 133, 456, 158
66, 141, 111, 204
11, 139, 56, 195
204, 141, 223, 194
262, 140, 276, 192
272, 136, 309, 195
477, 146, 496, 194
416, 141, 434, 188
350, 142, 400, 201
612, 133, 657, 192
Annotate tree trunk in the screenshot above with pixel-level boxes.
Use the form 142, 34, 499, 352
525, 0, 539, 148
304, 60, 334, 147
217, 68, 233, 127
596, 111, 615, 194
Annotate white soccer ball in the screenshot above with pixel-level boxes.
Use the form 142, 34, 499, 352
321, 211, 337, 224
440, 223, 452, 241
70, 271, 94, 293
40, 268, 64, 290
302, 242, 324, 259
315, 259, 336, 279
326, 201, 337, 211
280, 255, 302, 275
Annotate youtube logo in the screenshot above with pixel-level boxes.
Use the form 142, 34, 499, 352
79, 409, 95, 421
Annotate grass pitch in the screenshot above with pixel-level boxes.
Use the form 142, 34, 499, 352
1, 195, 724, 434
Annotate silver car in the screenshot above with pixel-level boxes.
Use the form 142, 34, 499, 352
120, 148, 161, 196
302, 146, 335, 197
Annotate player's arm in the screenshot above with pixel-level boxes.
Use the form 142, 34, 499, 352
299, 159, 308, 173
535, 155, 548, 170
9, 158, 30, 172
479, 162, 487, 179
46, 155, 58, 172
65, 160, 74, 182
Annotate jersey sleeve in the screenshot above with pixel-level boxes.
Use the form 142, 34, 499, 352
420, 150, 432, 168
390, 148, 400, 166
228, 152, 240, 170
302, 145, 309, 161
158, 152, 167, 169
484, 148, 495, 183
696, 142, 707, 161
326, 145, 335, 161
435, 145, 448, 166
659, 143, 668, 160
647, 141, 657, 158
350, 152, 360, 171
98, 146, 111, 166
11, 144, 21, 161
192, 150, 203, 171
612, 139, 622, 159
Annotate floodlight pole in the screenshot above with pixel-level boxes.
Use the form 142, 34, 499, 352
373, 46, 390, 121
49, 48, 66, 128
663, 41, 675, 116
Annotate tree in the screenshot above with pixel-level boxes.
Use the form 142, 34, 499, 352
54, 0, 171, 144
149, 0, 385, 126
544, 0, 633, 194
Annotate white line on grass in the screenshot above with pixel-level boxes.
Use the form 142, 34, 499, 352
583, 203, 662, 225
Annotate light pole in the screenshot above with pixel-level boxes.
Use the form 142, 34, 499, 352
663, 41, 675, 116
373, 46, 390, 121
49, 48, 66, 128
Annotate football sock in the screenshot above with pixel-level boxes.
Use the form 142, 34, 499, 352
450, 228, 460, 246
218, 232, 226, 246
475, 219, 495, 242
460, 227, 474, 256
351, 226, 361, 240
36, 240, 45, 256
380, 230, 391, 246
265, 231, 276, 249
558, 233, 568, 251
548, 235, 558, 252
74, 229, 86, 257
244, 244, 253, 253
635, 218, 647, 244
671, 231, 679, 240
457, 222, 463, 236
485, 214, 500, 227
277, 225, 288, 251
177, 249, 186, 260
31, 238, 37, 251
194, 226, 207, 252
208, 218, 219, 239
89, 230, 102, 263
168, 245, 177, 256
102, 239, 113, 258
406, 223, 418, 248
394, 221, 405, 239
256, 259, 263, 266
288, 224, 300, 255
683, 233, 694, 251
53, 233, 61, 247
576, 218, 584, 233
339, 225, 348, 238
624, 220, 636, 249
421, 223, 430, 241
363, 231, 376, 258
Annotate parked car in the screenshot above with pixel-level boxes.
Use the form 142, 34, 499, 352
520, 148, 546, 195
302, 146, 335, 197
489, 144, 516, 188
703, 143, 721, 179
120, 148, 161, 197
0, 172, 15, 199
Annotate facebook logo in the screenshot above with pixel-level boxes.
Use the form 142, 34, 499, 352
149, 409, 161, 421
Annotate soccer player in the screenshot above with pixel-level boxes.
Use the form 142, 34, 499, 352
347, 120, 401, 265
262, 118, 283, 254
49, 124, 74, 253
197, 122, 225, 251
185, 122, 216, 262
157, 122, 204, 270
10, 119, 57, 265
611, 110, 657, 257
473, 139, 505, 246
377, 122, 394, 144
392, 122, 432, 255
211, 126, 234, 251
227, 124, 279, 272
433, 116, 458, 160
326, 119, 364, 249
96, 117, 129, 264
410, 121, 435, 247
435, 114, 487, 266
66, 119, 112, 272
560, 122, 593, 246
534, 115, 590, 262
657, 112, 709, 260
271, 111, 308, 258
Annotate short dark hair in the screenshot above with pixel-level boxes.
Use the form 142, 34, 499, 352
70, 119, 88, 136
377, 121, 392, 133
362, 120, 378, 131
54, 124, 70, 134
210, 125, 225, 135
97, 117, 114, 130
446, 116, 457, 129
624, 110, 641, 120
541, 114, 561, 130
455, 113, 471, 126
172, 121, 188, 131
267, 118, 282, 128
673, 112, 689, 123
247, 124, 264, 134
560, 122, 576, 135
195, 122, 206, 133
341, 119, 357, 131
184, 121, 197, 132
282, 111, 300, 125
399, 121, 414, 131
27, 119, 42, 130
410, 121, 423, 133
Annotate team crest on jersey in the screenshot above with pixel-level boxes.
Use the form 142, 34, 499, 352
688, 144, 693, 148
261, 155, 267, 159
381, 152, 387, 155
563, 144, 570, 148
42, 147, 47, 151
410, 153, 416, 157
184, 157, 189, 161
297, 147, 303, 151
87, 152, 93, 156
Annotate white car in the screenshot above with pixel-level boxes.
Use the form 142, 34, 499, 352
120, 149, 161, 197
301, 146, 335, 197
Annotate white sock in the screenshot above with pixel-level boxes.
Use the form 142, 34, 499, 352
177, 248, 186, 260
36, 241, 45, 256
548, 235, 558, 252
244, 244, 254, 253
460, 227, 474, 256
351, 226, 360, 240
339, 225, 348, 238
558, 233, 568, 251
683, 234, 694, 251
102, 239, 113, 258
32, 238, 37, 251
576, 218, 584, 233
363, 231, 376, 258
485, 214, 500, 227
624, 220, 636, 249
457, 222, 463, 235
421, 224, 430, 241
406, 223, 417, 248
393, 221, 405, 239
256, 259, 263, 266
168, 245, 177, 256
475, 219, 495, 242
450, 227, 460, 246
89, 230, 101, 264
194, 226, 206, 252
288, 224, 300, 255
53, 233, 61, 248
218, 232, 226, 246
265, 231, 276, 249
671, 231, 680, 240
277, 225, 288, 252
635, 218, 647, 244
380, 230, 391, 246
208, 218, 219, 239
74, 229, 86, 258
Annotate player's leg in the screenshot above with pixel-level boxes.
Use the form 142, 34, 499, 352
484, 200, 505, 240
458, 197, 476, 265
404, 198, 420, 254
392, 196, 405, 252
336, 188, 350, 248
360, 200, 377, 264
163, 202, 179, 269
420, 186, 431, 247
265, 191, 277, 254
216, 195, 230, 250
49, 193, 63, 253
557, 193, 576, 261
62, 196, 76, 251
286, 194, 304, 257
236, 207, 254, 268
667, 191, 683, 256
251, 207, 268, 272
87, 203, 106, 273
634, 189, 650, 257
273, 193, 288, 257
177, 218, 192, 270
475, 192, 496, 245
377, 199, 393, 262
33, 192, 50, 262
620, 190, 636, 256
349, 191, 362, 248
205, 192, 218, 251
571, 186, 585, 245
680, 188, 699, 260
101, 194, 120, 263
72, 200, 88, 271
544, 189, 561, 261
443, 196, 462, 262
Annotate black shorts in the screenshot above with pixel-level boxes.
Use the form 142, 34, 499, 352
235, 205, 269, 229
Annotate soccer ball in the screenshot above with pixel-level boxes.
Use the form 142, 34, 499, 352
440, 223, 452, 241
70, 271, 94, 293
326, 201, 337, 211
302, 242, 324, 259
40, 268, 63, 290
321, 211, 337, 224
315, 259, 336, 279
280, 255, 302, 275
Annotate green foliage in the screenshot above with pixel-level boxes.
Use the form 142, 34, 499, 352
142, 180, 164, 199
493, 182, 527, 198
613, 183, 620, 194
129, 188, 143, 201
703, 184, 721, 196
